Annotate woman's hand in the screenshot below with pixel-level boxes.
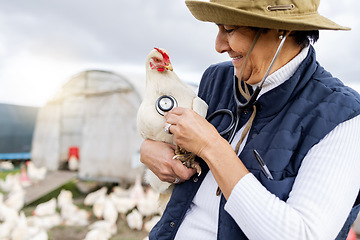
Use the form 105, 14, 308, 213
164, 107, 248, 199
164, 107, 221, 159
140, 139, 196, 183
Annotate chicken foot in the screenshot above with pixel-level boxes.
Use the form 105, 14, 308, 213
173, 146, 202, 176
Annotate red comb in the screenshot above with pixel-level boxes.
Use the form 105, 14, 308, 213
154, 47, 170, 63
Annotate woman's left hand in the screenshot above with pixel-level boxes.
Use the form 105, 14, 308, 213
164, 107, 221, 159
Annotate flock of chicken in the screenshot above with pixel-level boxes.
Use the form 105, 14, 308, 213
0, 161, 162, 240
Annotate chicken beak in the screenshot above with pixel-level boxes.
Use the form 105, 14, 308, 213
165, 64, 173, 71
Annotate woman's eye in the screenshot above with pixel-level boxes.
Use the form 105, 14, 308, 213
224, 26, 238, 33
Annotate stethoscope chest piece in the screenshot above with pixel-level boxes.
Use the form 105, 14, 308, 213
156, 95, 178, 116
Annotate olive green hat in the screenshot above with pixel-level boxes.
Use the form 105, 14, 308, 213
185, 0, 350, 31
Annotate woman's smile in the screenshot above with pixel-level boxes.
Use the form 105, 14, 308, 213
231, 55, 243, 65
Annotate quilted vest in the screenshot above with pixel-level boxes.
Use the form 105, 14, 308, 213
149, 46, 360, 240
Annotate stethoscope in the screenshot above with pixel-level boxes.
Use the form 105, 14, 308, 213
155, 30, 289, 144
206, 30, 289, 143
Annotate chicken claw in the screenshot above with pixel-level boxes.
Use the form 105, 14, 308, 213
173, 146, 202, 176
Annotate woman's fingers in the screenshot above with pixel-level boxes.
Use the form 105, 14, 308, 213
172, 159, 197, 181
164, 107, 220, 158
140, 139, 196, 183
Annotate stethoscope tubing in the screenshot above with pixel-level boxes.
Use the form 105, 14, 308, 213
206, 31, 289, 143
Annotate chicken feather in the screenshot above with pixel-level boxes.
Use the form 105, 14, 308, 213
137, 47, 208, 206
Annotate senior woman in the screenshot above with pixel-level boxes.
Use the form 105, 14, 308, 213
140, 0, 360, 239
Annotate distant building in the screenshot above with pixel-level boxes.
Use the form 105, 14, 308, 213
31, 70, 144, 183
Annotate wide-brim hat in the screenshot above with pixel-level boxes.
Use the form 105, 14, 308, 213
185, 0, 350, 31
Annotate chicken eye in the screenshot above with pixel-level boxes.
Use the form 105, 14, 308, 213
154, 58, 161, 63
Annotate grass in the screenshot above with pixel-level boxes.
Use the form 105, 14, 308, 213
0, 169, 20, 179
0, 169, 20, 195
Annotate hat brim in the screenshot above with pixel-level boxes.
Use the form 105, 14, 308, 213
186, 1, 350, 31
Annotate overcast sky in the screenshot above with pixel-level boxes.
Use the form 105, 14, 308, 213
0, 0, 359, 107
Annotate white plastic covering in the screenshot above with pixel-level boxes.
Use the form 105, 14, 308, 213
31, 70, 144, 183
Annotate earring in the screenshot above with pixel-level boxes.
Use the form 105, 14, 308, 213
278, 30, 285, 40
278, 30, 288, 40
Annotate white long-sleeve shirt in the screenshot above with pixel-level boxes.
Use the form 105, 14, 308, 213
175, 46, 360, 240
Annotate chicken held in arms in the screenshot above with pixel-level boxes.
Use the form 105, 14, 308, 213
137, 47, 208, 196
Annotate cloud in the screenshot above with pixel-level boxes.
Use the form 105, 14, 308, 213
0, 0, 359, 106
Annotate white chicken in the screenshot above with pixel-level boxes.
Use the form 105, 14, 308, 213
85, 220, 117, 240
137, 47, 208, 203
84, 186, 107, 206
92, 193, 106, 220
0, 220, 15, 239
129, 175, 145, 204
26, 213, 62, 230
0, 197, 18, 223
11, 211, 50, 240
137, 187, 162, 217
126, 209, 143, 231
4, 181, 25, 211
60, 202, 90, 226
57, 189, 73, 209
83, 227, 111, 240
0, 172, 20, 193
26, 227, 48, 240
33, 198, 57, 217
102, 195, 118, 224
68, 155, 79, 171
0, 160, 14, 170
0, 198, 18, 239
111, 185, 131, 198
109, 192, 136, 218
26, 161, 47, 183
144, 215, 161, 233
10, 211, 28, 240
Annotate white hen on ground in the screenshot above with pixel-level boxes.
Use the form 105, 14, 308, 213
57, 189, 73, 209
109, 192, 136, 218
126, 209, 143, 231
60, 202, 90, 226
0, 173, 20, 193
26, 213, 62, 230
87, 220, 117, 238
102, 195, 118, 224
92, 193, 106, 220
26, 161, 47, 183
4, 181, 25, 211
84, 186, 107, 206
10, 211, 28, 240
33, 198, 57, 217
137, 187, 162, 217
144, 215, 162, 233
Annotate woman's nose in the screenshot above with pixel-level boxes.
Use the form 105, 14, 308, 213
215, 30, 230, 54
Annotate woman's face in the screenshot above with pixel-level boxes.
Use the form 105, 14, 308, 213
215, 25, 283, 85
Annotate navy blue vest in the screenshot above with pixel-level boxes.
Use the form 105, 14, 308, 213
149, 46, 360, 240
